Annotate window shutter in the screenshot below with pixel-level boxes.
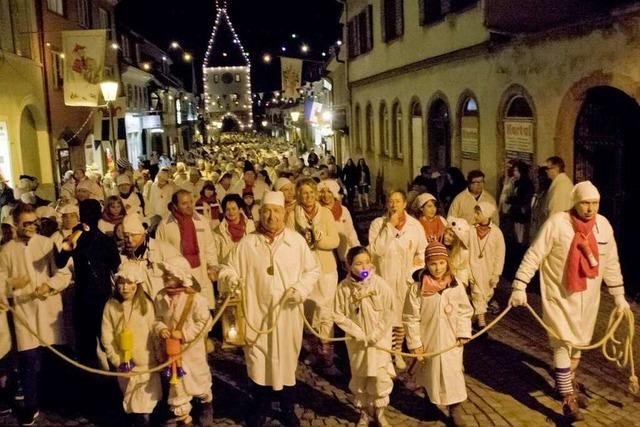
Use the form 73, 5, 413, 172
418, 0, 426, 25
381, 0, 387, 42
395, 0, 404, 37
366, 5, 373, 51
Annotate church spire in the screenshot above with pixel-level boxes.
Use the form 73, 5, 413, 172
203, 0, 249, 68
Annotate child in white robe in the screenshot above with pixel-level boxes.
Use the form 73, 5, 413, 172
403, 242, 473, 422
101, 262, 161, 426
154, 258, 212, 426
334, 246, 395, 427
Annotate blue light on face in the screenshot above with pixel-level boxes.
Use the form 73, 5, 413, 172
359, 270, 370, 280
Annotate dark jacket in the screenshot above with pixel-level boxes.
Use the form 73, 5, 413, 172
507, 178, 535, 223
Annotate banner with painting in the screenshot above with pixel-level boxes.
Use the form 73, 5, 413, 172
62, 30, 107, 107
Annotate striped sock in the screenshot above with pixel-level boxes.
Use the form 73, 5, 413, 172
555, 368, 573, 396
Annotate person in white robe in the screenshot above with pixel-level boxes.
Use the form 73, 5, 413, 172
443, 217, 471, 288
334, 246, 394, 427
154, 258, 212, 426
218, 191, 320, 427
146, 169, 177, 223
116, 174, 144, 217
368, 190, 427, 370
469, 202, 505, 328
101, 262, 161, 424
403, 242, 473, 422
318, 179, 360, 265
509, 181, 629, 422
0, 204, 71, 424
447, 170, 499, 226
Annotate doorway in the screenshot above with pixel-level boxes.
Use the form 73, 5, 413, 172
574, 86, 640, 294
427, 98, 451, 170
20, 108, 41, 179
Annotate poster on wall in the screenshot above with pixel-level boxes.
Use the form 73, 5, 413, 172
504, 119, 534, 164
461, 116, 479, 160
62, 29, 107, 107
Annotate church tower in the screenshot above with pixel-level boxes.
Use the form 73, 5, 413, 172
202, 0, 253, 133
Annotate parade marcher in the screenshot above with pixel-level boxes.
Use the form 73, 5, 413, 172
368, 190, 427, 370
101, 262, 161, 426
242, 190, 260, 222
443, 218, 471, 288
147, 169, 177, 223
173, 163, 189, 189
195, 181, 222, 231
117, 174, 144, 217
0, 174, 15, 212
356, 159, 371, 210
448, 170, 499, 226
413, 193, 447, 244
219, 191, 320, 427
403, 242, 473, 424
55, 199, 121, 366
509, 181, 629, 422
273, 177, 296, 228
0, 269, 10, 416
545, 156, 573, 220
334, 246, 394, 427
215, 173, 233, 202
120, 214, 186, 299
180, 167, 205, 200
51, 202, 80, 248
0, 203, 72, 426
318, 179, 360, 266
98, 196, 126, 237
74, 168, 105, 202
60, 170, 76, 203
293, 178, 341, 374
156, 190, 218, 309
154, 258, 212, 427
469, 202, 505, 329
230, 165, 270, 204
213, 194, 255, 267
35, 206, 59, 238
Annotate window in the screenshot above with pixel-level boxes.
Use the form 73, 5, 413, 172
51, 51, 64, 89
382, 0, 403, 42
97, 7, 111, 29
126, 84, 133, 107
347, 5, 373, 58
380, 102, 390, 155
354, 104, 361, 150
47, 0, 64, 15
450, 0, 477, 12
214, 74, 219, 83
77, 0, 89, 27
120, 35, 131, 59
234, 73, 241, 82
392, 102, 403, 158
6, 0, 33, 58
460, 96, 479, 160
419, 0, 477, 24
365, 104, 373, 152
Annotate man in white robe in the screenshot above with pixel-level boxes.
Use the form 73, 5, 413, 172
509, 181, 629, 422
219, 191, 320, 427
448, 170, 499, 226
544, 156, 574, 220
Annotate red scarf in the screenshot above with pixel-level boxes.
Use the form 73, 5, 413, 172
566, 210, 599, 293
243, 183, 253, 194
173, 211, 200, 268
395, 211, 407, 231
476, 222, 491, 240
226, 216, 246, 243
102, 209, 125, 225
421, 272, 452, 296
257, 222, 284, 244
330, 200, 343, 221
419, 216, 445, 243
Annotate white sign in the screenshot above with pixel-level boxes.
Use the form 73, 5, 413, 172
504, 120, 534, 153
142, 115, 162, 129
125, 114, 141, 133
461, 126, 478, 154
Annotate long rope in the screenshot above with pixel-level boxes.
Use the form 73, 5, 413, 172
3, 283, 238, 378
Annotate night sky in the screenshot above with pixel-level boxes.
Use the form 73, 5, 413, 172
115, 0, 343, 93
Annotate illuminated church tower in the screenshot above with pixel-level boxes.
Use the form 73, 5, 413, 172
202, 0, 253, 133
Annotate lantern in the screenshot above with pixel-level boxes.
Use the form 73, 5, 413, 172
221, 286, 247, 348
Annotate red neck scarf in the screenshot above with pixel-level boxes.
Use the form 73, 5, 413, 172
102, 209, 125, 225
395, 211, 407, 231
330, 200, 343, 221
421, 272, 452, 296
420, 216, 445, 243
476, 222, 491, 240
198, 195, 221, 221
566, 210, 599, 293
258, 222, 284, 244
226, 216, 246, 243
173, 211, 200, 268
302, 203, 318, 221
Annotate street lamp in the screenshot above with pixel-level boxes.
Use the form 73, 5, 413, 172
99, 80, 119, 162
263, 53, 272, 63
301, 44, 309, 54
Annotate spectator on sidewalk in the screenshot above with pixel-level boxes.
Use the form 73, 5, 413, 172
545, 156, 573, 219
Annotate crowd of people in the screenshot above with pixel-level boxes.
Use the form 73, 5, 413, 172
0, 136, 631, 427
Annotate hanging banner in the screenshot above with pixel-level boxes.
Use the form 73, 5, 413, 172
62, 29, 107, 107
281, 56, 302, 100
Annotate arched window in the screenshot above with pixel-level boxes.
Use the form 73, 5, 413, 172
354, 104, 361, 151
460, 95, 479, 161
392, 101, 403, 158
365, 104, 373, 152
380, 102, 389, 155
503, 93, 535, 165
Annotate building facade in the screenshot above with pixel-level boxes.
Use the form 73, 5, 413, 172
336, 0, 640, 291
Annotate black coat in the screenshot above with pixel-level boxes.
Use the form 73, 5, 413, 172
0, 187, 14, 210
507, 178, 535, 223
342, 164, 359, 188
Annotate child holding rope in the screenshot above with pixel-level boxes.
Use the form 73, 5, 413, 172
334, 246, 395, 427
403, 241, 473, 424
101, 262, 161, 427
154, 258, 212, 427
